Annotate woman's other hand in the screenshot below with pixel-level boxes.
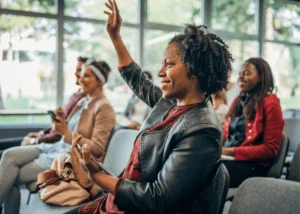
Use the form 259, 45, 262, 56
53, 116, 68, 135
222, 147, 234, 156
72, 133, 101, 176
21, 136, 38, 146
104, 0, 122, 40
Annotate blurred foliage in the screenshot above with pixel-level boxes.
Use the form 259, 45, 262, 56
212, 0, 256, 34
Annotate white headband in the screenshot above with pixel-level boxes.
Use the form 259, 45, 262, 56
81, 64, 107, 83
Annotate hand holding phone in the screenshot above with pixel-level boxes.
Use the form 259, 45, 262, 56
47, 110, 60, 123
77, 144, 114, 177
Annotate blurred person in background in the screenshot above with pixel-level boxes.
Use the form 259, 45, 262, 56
118, 71, 155, 130
222, 58, 284, 187
226, 69, 239, 105
212, 89, 229, 126
0, 56, 88, 159
0, 59, 116, 214
20, 56, 88, 146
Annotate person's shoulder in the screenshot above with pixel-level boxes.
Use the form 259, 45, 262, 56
261, 94, 282, 112
263, 93, 280, 105
185, 102, 222, 130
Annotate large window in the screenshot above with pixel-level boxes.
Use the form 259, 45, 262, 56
148, 0, 202, 25
0, 14, 56, 124
64, 0, 138, 23
143, 29, 179, 84
212, 0, 257, 34
264, 43, 300, 110
0, 15, 56, 109
266, 0, 300, 43
64, 21, 138, 111
0, 0, 56, 14
0, 0, 299, 125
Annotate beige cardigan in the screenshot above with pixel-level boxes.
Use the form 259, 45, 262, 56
64, 92, 116, 162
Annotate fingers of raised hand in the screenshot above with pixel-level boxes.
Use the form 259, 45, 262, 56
82, 144, 91, 164
72, 133, 82, 159
105, 2, 113, 11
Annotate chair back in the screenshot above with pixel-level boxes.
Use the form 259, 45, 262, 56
287, 143, 300, 182
197, 163, 230, 214
228, 177, 300, 214
103, 129, 138, 177
283, 118, 300, 153
267, 133, 289, 178
283, 109, 300, 119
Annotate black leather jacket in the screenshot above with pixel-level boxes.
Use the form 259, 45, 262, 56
115, 62, 222, 214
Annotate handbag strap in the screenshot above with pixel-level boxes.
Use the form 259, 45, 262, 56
36, 169, 61, 190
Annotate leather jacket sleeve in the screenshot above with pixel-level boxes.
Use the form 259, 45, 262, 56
114, 129, 221, 213
120, 61, 162, 108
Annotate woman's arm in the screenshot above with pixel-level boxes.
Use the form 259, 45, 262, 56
105, 0, 162, 107
104, 0, 132, 67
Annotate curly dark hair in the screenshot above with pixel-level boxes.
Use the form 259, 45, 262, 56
169, 25, 234, 96
226, 57, 274, 121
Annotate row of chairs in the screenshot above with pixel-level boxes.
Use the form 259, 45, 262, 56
20, 129, 300, 213
227, 140, 300, 214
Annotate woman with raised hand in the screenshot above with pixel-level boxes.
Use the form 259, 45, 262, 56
67, 0, 233, 213
222, 57, 284, 187
0, 59, 116, 214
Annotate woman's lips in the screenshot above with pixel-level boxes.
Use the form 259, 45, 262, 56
160, 81, 170, 90
239, 81, 246, 86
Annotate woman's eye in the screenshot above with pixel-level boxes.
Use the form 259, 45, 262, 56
166, 62, 172, 67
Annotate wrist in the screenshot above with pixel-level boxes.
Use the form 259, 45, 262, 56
109, 34, 121, 41
62, 128, 69, 136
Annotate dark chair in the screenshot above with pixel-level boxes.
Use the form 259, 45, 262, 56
287, 142, 300, 182
194, 163, 230, 214
102, 129, 137, 177
228, 177, 300, 214
283, 118, 300, 164
227, 133, 289, 200
283, 109, 300, 119
26, 129, 138, 214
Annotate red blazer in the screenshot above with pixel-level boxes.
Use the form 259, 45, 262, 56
223, 94, 284, 166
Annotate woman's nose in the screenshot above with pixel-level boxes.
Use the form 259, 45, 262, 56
79, 77, 84, 84
158, 66, 166, 77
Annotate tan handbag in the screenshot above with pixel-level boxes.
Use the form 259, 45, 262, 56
36, 152, 101, 206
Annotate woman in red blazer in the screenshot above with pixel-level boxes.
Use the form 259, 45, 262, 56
222, 57, 284, 187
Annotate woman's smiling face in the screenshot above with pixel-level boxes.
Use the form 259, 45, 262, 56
158, 42, 198, 102
238, 62, 261, 93
79, 67, 102, 95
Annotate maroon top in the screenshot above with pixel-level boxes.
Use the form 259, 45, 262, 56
38, 92, 85, 143
79, 103, 200, 214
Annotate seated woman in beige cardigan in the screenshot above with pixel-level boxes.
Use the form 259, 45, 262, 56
0, 59, 116, 214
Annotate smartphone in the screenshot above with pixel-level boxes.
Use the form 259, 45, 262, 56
90, 156, 115, 177
47, 110, 60, 123
76, 144, 115, 177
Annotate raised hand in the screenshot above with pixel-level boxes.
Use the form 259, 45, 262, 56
104, 0, 122, 40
